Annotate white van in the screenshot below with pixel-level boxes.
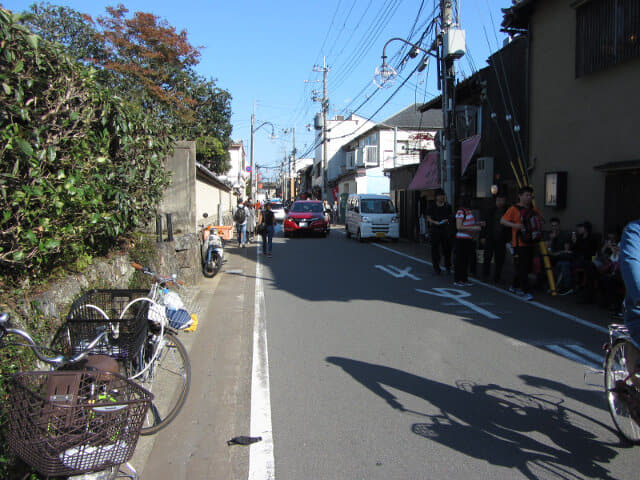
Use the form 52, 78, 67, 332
344, 194, 399, 242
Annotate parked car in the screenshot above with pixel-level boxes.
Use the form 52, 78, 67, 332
270, 202, 286, 222
284, 200, 330, 237
345, 194, 399, 242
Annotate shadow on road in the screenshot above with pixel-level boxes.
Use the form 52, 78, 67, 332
326, 356, 621, 480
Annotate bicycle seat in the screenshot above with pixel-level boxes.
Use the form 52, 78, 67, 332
83, 354, 120, 376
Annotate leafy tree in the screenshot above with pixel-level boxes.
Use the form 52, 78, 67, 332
188, 77, 232, 172
196, 136, 230, 174
95, 4, 201, 124
21, 2, 104, 65
12, 3, 234, 172
0, 7, 172, 280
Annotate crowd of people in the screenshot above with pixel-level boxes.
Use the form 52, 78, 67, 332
422, 186, 626, 310
233, 198, 275, 256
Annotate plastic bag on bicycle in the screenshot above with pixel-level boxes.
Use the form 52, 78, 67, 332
166, 308, 193, 330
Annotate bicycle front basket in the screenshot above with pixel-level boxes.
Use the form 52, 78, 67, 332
65, 289, 150, 359
7, 370, 152, 477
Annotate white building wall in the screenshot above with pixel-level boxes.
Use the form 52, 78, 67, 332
226, 143, 246, 187
315, 115, 375, 186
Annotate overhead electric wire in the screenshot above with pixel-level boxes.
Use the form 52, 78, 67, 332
331, 0, 402, 90
487, 5, 527, 166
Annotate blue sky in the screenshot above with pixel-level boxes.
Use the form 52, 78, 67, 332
2, 0, 512, 180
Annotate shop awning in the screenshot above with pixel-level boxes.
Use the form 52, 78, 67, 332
408, 152, 440, 190
460, 134, 481, 175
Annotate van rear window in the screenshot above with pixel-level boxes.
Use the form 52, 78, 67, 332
360, 199, 395, 214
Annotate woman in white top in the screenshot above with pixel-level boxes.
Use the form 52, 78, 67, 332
454, 199, 484, 286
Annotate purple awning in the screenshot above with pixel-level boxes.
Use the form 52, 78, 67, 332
461, 134, 481, 176
408, 152, 440, 190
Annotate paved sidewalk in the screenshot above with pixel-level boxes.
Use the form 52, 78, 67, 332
132, 242, 258, 479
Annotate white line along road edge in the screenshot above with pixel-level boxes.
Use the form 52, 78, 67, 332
249, 250, 275, 480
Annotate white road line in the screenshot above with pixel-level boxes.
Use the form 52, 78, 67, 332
546, 344, 601, 370
416, 287, 501, 320
370, 242, 608, 334
249, 250, 275, 480
565, 344, 604, 364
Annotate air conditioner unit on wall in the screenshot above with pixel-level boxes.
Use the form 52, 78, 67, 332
476, 157, 494, 198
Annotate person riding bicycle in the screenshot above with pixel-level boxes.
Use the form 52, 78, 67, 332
620, 218, 640, 376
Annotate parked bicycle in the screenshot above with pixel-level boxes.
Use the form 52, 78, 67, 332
604, 323, 640, 443
0, 312, 152, 479
63, 264, 192, 435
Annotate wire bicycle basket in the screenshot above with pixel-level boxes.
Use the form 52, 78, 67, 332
7, 370, 152, 477
64, 290, 150, 359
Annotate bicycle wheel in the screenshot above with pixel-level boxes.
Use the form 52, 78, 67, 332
604, 339, 640, 443
130, 332, 191, 435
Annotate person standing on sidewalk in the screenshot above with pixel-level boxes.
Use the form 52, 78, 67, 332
246, 199, 256, 243
258, 202, 276, 257
426, 189, 453, 275
481, 193, 509, 283
500, 186, 542, 301
233, 200, 248, 247
454, 198, 484, 286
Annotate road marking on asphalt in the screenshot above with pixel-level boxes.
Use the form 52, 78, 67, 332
545, 344, 601, 370
370, 242, 608, 334
374, 264, 421, 280
249, 250, 275, 480
416, 287, 501, 320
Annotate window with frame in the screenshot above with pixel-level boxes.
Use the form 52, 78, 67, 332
576, 0, 640, 77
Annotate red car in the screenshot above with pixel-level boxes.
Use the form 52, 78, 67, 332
284, 200, 330, 237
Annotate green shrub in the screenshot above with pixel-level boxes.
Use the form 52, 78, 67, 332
0, 8, 173, 286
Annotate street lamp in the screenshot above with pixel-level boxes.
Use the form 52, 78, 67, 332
250, 116, 277, 200
373, 37, 437, 89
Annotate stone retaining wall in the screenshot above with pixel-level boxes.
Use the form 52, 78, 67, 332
21, 234, 201, 324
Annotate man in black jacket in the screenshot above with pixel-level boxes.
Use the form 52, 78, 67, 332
481, 193, 509, 283
426, 189, 453, 275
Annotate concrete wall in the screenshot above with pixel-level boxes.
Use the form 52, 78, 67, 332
159, 141, 196, 235
195, 180, 234, 228
528, 0, 640, 232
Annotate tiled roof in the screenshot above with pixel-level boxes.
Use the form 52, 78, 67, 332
381, 103, 443, 129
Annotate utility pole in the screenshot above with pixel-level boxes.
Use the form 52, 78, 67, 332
313, 57, 330, 200
289, 126, 296, 201
441, 0, 459, 206
249, 100, 256, 201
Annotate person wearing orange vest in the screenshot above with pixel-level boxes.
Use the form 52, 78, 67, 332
500, 185, 543, 301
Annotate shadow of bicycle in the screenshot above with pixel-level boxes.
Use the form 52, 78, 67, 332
327, 356, 620, 480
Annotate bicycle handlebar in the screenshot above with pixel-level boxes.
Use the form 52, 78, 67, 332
0, 313, 109, 367
130, 262, 184, 286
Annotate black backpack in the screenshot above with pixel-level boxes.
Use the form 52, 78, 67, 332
517, 206, 543, 243
234, 206, 246, 223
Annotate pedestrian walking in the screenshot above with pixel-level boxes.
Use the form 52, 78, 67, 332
500, 185, 543, 301
426, 189, 453, 275
233, 199, 248, 247
258, 202, 276, 256
332, 200, 339, 225
246, 199, 256, 242
454, 198, 484, 286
